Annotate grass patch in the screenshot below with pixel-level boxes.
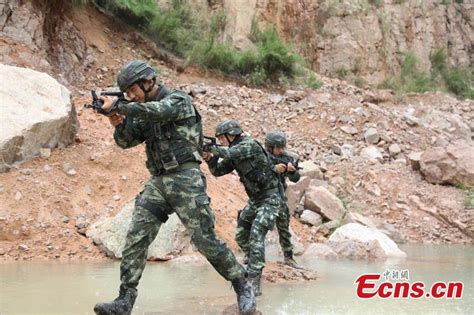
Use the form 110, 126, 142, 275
82, 0, 303, 87
187, 28, 299, 86
455, 183, 474, 209
382, 50, 473, 99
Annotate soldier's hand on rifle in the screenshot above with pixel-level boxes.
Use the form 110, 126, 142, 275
108, 113, 124, 127
287, 163, 297, 173
275, 163, 287, 173
99, 96, 116, 113
202, 151, 213, 161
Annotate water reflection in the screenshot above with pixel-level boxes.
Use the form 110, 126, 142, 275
0, 244, 472, 314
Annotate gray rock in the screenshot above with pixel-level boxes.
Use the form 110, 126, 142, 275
265, 227, 305, 257
360, 146, 383, 162
18, 244, 29, 251
39, 148, 51, 158
304, 186, 345, 221
420, 141, 474, 186
332, 144, 342, 155
323, 220, 341, 230
303, 243, 337, 259
404, 114, 420, 126
340, 125, 358, 135
300, 210, 323, 227
15, 191, 22, 201
329, 223, 406, 259
0, 65, 77, 172
408, 151, 423, 170
299, 160, 323, 180
389, 143, 401, 157
269, 94, 283, 104
287, 176, 311, 215
329, 239, 386, 260
341, 144, 354, 157
364, 128, 380, 144
87, 201, 194, 260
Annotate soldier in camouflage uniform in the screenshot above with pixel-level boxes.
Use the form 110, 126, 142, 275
203, 120, 284, 296
93, 61, 256, 315
265, 131, 302, 269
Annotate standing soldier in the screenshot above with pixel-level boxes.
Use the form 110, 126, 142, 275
93, 60, 255, 315
203, 120, 284, 296
265, 131, 302, 269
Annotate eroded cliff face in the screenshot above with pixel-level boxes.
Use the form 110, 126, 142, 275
219, 0, 473, 85
0, 0, 92, 83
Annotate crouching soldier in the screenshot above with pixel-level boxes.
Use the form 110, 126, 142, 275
93, 61, 255, 315
203, 120, 284, 296
265, 131, 302, 269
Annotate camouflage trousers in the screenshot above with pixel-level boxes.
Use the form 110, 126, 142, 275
120, 166, 245, 288
276, 201, 293, 253
235, 193, 282, 275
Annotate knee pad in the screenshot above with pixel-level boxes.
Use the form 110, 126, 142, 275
135, 195, 169, 223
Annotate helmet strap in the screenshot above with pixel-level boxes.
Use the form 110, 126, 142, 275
225, 134, 232, 145
138, 78, 156, 101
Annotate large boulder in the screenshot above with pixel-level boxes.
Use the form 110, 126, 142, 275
300, 210, 323, 227
304, 186, 345, 221
298, 160, 323, 179
86, 201, 194, 260
0, 64, 78, 172
286, 176, 311, 215
303, 243, 337, 259
329, 223, 406, 259
420, 141, 474, 187
265, 227, 305, 257
343, 212, 405, 244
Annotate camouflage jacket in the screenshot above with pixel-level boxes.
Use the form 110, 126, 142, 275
268, 152, 301, 196
113, 86, 202, 175
206, 136, 280, 201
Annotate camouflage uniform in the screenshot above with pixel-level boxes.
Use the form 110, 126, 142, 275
268, 152, 301, 254
95, 61, 255, 315
206, 135, 283, 277
114, 89, 245, 286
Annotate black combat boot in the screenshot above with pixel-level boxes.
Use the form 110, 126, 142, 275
94, 285, 137, 315
284, 250, 303, 269
248, 272, 262, 297
232, 276, 256, 314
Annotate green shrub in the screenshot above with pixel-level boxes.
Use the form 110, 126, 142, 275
369, 0, 383, 8
444, 67, 474, 99
187, 42, 237, 74
306, 73, 323, 89
258, 29, 297, 79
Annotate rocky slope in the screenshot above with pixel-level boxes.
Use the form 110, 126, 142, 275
166, 0, 473, 85
0, 2, 473, 263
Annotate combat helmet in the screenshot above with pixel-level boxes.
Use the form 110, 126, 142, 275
265, 130, 287, 148
215, 120, 243, 137
117, 60, 157, 92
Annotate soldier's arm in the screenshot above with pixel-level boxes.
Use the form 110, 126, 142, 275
206, 155, 235, 176
208, 142, 258, 162
113, 117, 145, 149
117, 93, 194, 123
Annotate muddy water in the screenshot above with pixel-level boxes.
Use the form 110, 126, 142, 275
1, 244, 472, 314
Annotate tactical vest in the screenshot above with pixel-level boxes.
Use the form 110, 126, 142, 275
143, 91, 202, 175
232, 137, 279, 200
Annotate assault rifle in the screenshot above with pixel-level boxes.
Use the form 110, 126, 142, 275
202, 136, 221, 152
270, 154, 302, 171
84, 90, 127, 116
